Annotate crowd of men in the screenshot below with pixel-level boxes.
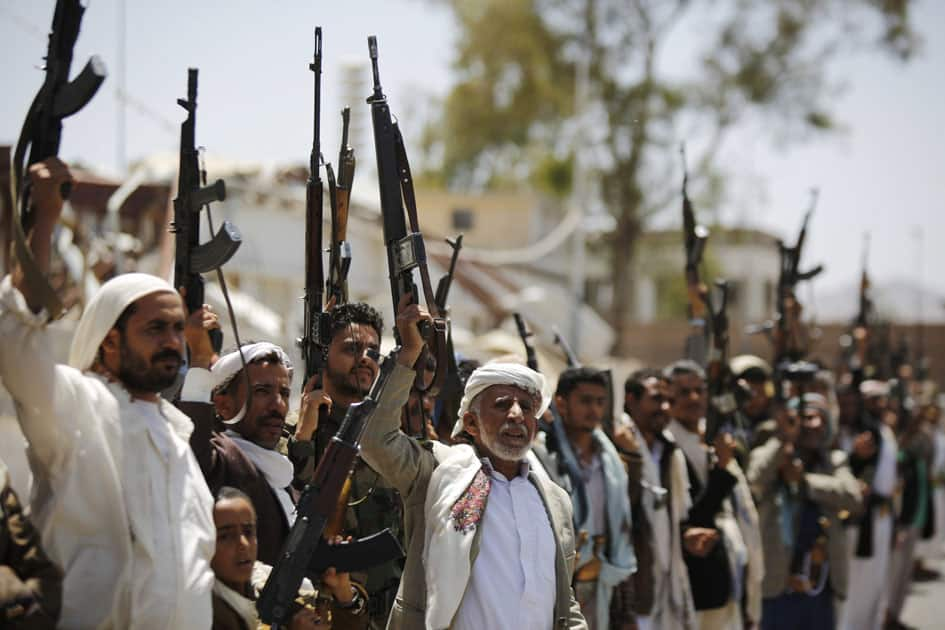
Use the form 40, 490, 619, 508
2, 158, 944, 630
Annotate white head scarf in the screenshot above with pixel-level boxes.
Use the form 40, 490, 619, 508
450, 362, 551, 438
210, 342, 293, 425
68, 273, 177, 370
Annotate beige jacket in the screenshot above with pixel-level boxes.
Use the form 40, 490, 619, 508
747, 437, 862, 599
359, 363, 587, 630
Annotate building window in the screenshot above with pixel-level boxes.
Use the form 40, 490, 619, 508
452, 208, 474, 230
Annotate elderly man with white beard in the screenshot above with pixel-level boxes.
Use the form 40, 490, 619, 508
355, 297, 587, 630
0, 158, 214, 628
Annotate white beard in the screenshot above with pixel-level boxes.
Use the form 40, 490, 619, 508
479, 421, 532, 463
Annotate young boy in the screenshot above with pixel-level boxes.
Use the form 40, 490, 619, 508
210, 487, 367, 629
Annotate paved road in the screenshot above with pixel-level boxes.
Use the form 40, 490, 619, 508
901, 549, 945, 629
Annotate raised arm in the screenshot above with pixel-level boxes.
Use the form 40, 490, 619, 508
358, 295, 436, 498
0, 159, 85, 476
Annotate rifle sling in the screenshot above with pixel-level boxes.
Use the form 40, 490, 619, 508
391, 124, 448, 398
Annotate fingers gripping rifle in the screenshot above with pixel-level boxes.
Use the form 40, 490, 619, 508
514, 314, 588, 528
12, 0, 107, 319
680, 145, 710, 365
258, 350, 405, 628
366, 36, 449, 436
171, 69, 241, 355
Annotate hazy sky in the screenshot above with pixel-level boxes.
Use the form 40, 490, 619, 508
2, 0, 943, 315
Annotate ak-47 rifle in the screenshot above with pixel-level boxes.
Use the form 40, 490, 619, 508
12, 0, 107, 318
171, 69, 241, 354
258, 350, 405, 628
856, 233, 872, 329
514, 314, 588, 528
680, 145, 711, 365
299, 28, 331, 387
432, 235, 464, 438
366, 35, 449, 437
704, 280, 737, 444
773, 190, 824, 365
326, 107, 355, 305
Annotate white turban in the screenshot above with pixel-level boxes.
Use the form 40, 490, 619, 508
68, 273, 177, 370
860, 379, 890, 399
210, 342, 293, 425
450, 362, 551, 438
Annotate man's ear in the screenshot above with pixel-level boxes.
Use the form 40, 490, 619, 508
213, 390, 235, 421
554, 393, 566, 412
99, 328, 121, 368
462, 411, 479, 438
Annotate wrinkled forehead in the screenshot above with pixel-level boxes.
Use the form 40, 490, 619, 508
480, 383, 540, 404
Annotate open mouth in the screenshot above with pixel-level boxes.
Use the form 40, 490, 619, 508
501, 430, 529, 443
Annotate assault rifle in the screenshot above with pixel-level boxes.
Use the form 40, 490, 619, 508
514, 314, 588, 528
773, 190, 823, 364
680, 145, 710, 365
171, 69, 241, 354
366, 35, 449, 436
299, 27, 331, 386
258, 349, 405, 628
856, 233, 872, 329
12, 0, 107, 318
326, 107, 355, 306
432, 235, 464, 438
704, 280, 736, 444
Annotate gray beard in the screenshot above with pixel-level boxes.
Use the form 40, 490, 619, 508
479, 423, 532, 462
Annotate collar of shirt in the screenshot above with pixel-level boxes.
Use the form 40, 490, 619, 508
479, 456, 531, 481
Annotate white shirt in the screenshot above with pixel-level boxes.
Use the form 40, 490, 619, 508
453, 460, 556, 630
580, 452, 607, 539
873, 424, 899, 497
0, 277, 215, 629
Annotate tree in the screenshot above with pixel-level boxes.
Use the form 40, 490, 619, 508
424, 0, 917, 355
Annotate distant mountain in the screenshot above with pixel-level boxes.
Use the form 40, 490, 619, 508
811, 279, 945, 324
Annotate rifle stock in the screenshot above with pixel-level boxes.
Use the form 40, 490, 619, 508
299, 28, 330, 387
327, 107, 355, 305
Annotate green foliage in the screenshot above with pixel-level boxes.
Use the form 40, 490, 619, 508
425, 0, 917, 353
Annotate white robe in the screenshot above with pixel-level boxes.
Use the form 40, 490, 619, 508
0, 276, 215, 629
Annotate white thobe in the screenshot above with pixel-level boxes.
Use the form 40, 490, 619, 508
839, 423, 898, 630
0, 276, 215, 629
453, 461, 557, 630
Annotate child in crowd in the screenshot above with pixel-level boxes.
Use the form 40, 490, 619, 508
211, 486, 367, 630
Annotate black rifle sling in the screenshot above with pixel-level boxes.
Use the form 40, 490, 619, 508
391, 124, 449, 397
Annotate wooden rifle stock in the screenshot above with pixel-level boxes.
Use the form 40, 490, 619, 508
299, 27, 330, 387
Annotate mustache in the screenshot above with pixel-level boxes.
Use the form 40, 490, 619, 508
499, 422, 529, 438
260, 412, 285, 424
151, 349, 182, 363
